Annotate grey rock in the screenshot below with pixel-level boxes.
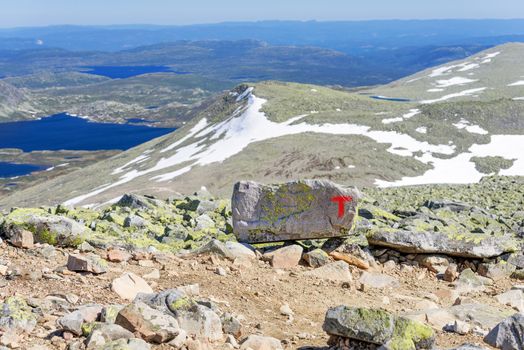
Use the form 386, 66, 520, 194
303, 249, 330, 268
124, 215, 147, 229
323, 306, 434, 349
240, 335, 283, 350
175, 304, 223, 342
455, 269, 493, 294
85, 323, 134, 348
367, 230, 518, 258
67, 254, 108, 274
163, 224, 189, 242
232, 180, 360, 243
115, 301, 179, 343
496, 290, 524, 311
78, 242, 96, 253
58, 305, 103, 336
484, 313, 524, 350
101, 305, 125, 324
0, 297, 37, 334
450, 303, 513, 330
221, 313, 242, 338
188, 239, 254, 261
195, 214, 215, 231
4, 213, 88, 247
116, 194, 157, 210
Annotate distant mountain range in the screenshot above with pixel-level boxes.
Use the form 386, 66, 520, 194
3, 43, 523, 208
1, 20, 524, 52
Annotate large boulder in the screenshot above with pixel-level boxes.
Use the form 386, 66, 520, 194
367, 230, 518, 259
323, 306, 435, 350
232, 180, 360, 243
365, 202, 519, 259
484, 313, 524, 349
1, 208, 88, 247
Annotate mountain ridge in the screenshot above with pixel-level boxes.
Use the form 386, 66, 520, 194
1, 43, 524, 209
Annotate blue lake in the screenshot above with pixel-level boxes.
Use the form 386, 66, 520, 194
0, 113, 175, 152
80, 65, 191, 79
0, 114, 175, 178
370, 95, 411, 102
0, 162, 46, 178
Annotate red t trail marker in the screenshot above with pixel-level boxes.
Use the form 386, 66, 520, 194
330, 195, 353, 218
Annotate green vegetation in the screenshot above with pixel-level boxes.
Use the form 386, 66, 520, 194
471, 156, 515, 174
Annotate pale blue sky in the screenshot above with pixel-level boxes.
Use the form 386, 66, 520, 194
1, 0, 523, 27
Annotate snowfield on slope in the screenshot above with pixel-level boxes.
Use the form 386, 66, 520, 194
64, 87, 524, 207
64, 93, 454, 206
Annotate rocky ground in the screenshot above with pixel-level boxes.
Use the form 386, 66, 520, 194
0, 176, 523, 349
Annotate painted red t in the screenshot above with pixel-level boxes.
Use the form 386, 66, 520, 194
330, 195, 353, 218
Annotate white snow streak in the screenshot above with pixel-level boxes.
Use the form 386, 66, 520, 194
453, 119, 489, 135
376, 135, 524, 187
434, 77, 477, 88
65, 94, 454, 206
420, 88, 486, 104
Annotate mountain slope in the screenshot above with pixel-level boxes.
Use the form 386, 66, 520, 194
2, 43, 524, 208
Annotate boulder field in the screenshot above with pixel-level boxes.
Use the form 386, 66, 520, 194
0, 176, 522, 349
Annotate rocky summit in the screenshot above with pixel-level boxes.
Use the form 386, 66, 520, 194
0, 176, 522, 349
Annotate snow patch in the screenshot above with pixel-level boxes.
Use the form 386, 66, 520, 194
416, 127, 427, 134
434, 77, 477, 88
508, 81, 524, 87
452, 119, 489, 135
377, 134, 524, 187
64, 94, 455, 205
382, 109, 420, 124
420, 87, 486, 104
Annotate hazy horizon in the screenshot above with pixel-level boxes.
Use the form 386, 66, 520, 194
1, 0, 524, 28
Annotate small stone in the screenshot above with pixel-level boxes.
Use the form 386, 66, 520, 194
383, 260, 397, 271
111, 272, 153, 301
168, 329, 187, 348
240, 335, 283, 350
443, 264, 459, 282
496, 290, 524, 311
78, 241, 95, 253
215, 267, 227, 276
106, 249, 132, 263
453, 320, 470, 335
67, 254, 108, 274
9, 228, 34, 249
279, 304, 294, 317
58, 305, 103, 335
116, 302, 179, 343
175, 304, 223, 342
302, 249, 330, 268
264, 245, 303, 269
226, 334, 240, 348
221, 313, 242, 339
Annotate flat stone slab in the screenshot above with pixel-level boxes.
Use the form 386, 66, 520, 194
367, 230, 519, 259
232, 180, 359, 243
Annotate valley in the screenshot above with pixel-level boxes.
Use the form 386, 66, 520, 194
2, 44, 522, 208
0, 14, 524, 350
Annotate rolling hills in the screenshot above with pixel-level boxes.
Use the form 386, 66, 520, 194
1, 43, 524, 209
